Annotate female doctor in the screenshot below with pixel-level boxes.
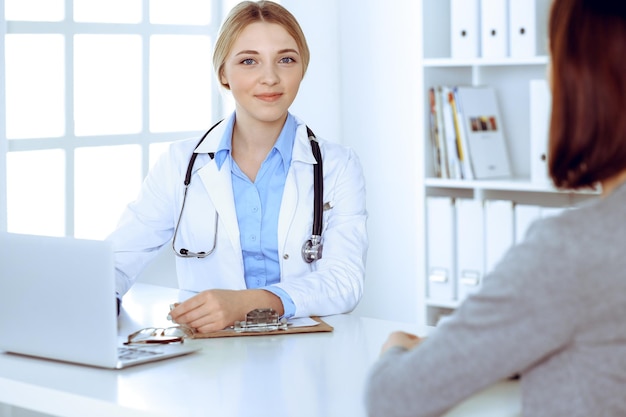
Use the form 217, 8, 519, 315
107, 1, 368, 333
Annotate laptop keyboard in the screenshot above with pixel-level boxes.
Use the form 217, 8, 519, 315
118, 346, 163, 361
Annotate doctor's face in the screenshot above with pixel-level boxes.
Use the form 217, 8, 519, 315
220, 22, 303, 126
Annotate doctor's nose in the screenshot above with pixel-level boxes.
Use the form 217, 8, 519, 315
260, 64, 280, 85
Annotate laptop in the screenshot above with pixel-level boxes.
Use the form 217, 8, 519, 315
0, 232, 199, 369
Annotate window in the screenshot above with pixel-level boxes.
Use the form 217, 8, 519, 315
1, 0, 229, 239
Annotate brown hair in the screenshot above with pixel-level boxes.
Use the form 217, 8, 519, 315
548, 0, 626, 189
212, 1, 310, 89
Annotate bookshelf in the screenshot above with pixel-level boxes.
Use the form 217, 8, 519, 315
420, 0, 599, 325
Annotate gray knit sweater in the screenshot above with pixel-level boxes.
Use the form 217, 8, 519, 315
365, 183, 626, 417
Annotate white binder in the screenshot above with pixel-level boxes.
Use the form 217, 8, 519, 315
484, 200, 514, 273
509, 0, 537, 57
455, 86, 512, 179
455, 198, 484, 302
514, 204, 542, 243
529, 79, 551, 184
481, 0, 509, 58
426, 197, 456, 304
450, 0, 480, 59
540, 207, 567, 219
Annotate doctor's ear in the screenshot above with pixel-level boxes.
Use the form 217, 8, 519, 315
220, 71, 231, 90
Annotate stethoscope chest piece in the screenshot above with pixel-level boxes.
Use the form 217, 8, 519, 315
302, 235, 323, 263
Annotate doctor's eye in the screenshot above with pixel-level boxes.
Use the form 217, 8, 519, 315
279, 56, 296, 64
240, 58, 257, 65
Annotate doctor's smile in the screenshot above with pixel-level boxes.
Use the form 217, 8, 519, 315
255, 93, 283, 102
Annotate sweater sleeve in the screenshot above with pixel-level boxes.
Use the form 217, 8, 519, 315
364, 216, 582, 417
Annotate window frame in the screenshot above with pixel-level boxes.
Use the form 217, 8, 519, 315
1, 0, 228, 237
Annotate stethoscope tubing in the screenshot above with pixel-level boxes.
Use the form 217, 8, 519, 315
172, 120, 323, 262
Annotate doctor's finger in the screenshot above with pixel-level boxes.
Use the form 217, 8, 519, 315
193, 316, 233, 333
169, 297, 208, 322
176, 306, 231, 333
170, 291, 216, 316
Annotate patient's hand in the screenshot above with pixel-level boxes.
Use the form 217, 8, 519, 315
380, 331, 423, 355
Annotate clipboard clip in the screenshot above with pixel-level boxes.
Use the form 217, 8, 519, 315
234, 308, 288, 333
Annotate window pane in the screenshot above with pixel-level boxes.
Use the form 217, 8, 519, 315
74, 145, 142, 240
5, 35, 65, 139
6, 150, 65, 236
150, 35, 212, 132
74, 35, 142, 136
4, 0, 64, 22
149, 0, 212, 25
149, 142, 172, 169
74, 0, 142, 24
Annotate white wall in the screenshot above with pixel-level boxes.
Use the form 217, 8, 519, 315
338, 1, 424, 323
284, 0, 425, 324
0, 15, 7, 232
282, 0, 342, 142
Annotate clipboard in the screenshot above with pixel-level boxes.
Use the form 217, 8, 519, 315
191, 316, 334, 339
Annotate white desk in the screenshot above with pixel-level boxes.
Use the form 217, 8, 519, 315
0, 284, 520, 417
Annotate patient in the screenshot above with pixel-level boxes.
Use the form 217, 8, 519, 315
364, 0, 626, 416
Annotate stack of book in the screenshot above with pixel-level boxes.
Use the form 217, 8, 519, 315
428, 85, 512, 180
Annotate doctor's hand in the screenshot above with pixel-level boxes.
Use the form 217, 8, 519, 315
380, 331, 423, 356
168, 289, 284, 334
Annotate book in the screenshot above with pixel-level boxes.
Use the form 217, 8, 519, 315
433, 86, 450, 178
428, 87, 444, 178
454, 86, 512, 179
439, 85, 462, 179
450, 87, 474, 180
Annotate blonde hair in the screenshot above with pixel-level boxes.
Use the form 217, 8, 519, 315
212, 1, 310, 89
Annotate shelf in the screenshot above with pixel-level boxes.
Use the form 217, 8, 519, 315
424, 177, 601, 195
426, 299, 460, 309
423, 56, 549, 68
420, 0, 564, 327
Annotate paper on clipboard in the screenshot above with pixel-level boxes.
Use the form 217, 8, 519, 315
289, 317, 321, 327
191, 316, 334, 339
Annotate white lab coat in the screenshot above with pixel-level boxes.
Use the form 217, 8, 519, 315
108, 116, 368, 318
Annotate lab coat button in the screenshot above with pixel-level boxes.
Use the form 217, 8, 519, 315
283, 254, 289, 260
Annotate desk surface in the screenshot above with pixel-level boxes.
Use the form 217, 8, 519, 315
0, 284, 520, 417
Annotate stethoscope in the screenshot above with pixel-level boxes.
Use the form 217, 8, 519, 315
172, 120, 324, 264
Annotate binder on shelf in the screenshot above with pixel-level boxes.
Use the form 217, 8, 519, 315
455, 198, 484, 301
455, 86, 512, 179
509, 0, 537, 57
529, 79, 551, 184
481, 0, 509, 58
450, 0, 480, 59
514, 204, 568, 243
540, 206, 567, 219
426, 197, 456, 304
514, 204, 542, 243
484, 200, 514, 273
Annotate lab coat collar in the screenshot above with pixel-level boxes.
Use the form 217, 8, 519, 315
193, 113, 318, 167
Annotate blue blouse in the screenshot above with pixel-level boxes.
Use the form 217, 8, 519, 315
213, 112, 297, 318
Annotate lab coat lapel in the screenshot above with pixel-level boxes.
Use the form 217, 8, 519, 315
192, 119, 242, 255
278, 126, 317, 250
196, 160, 242, 254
